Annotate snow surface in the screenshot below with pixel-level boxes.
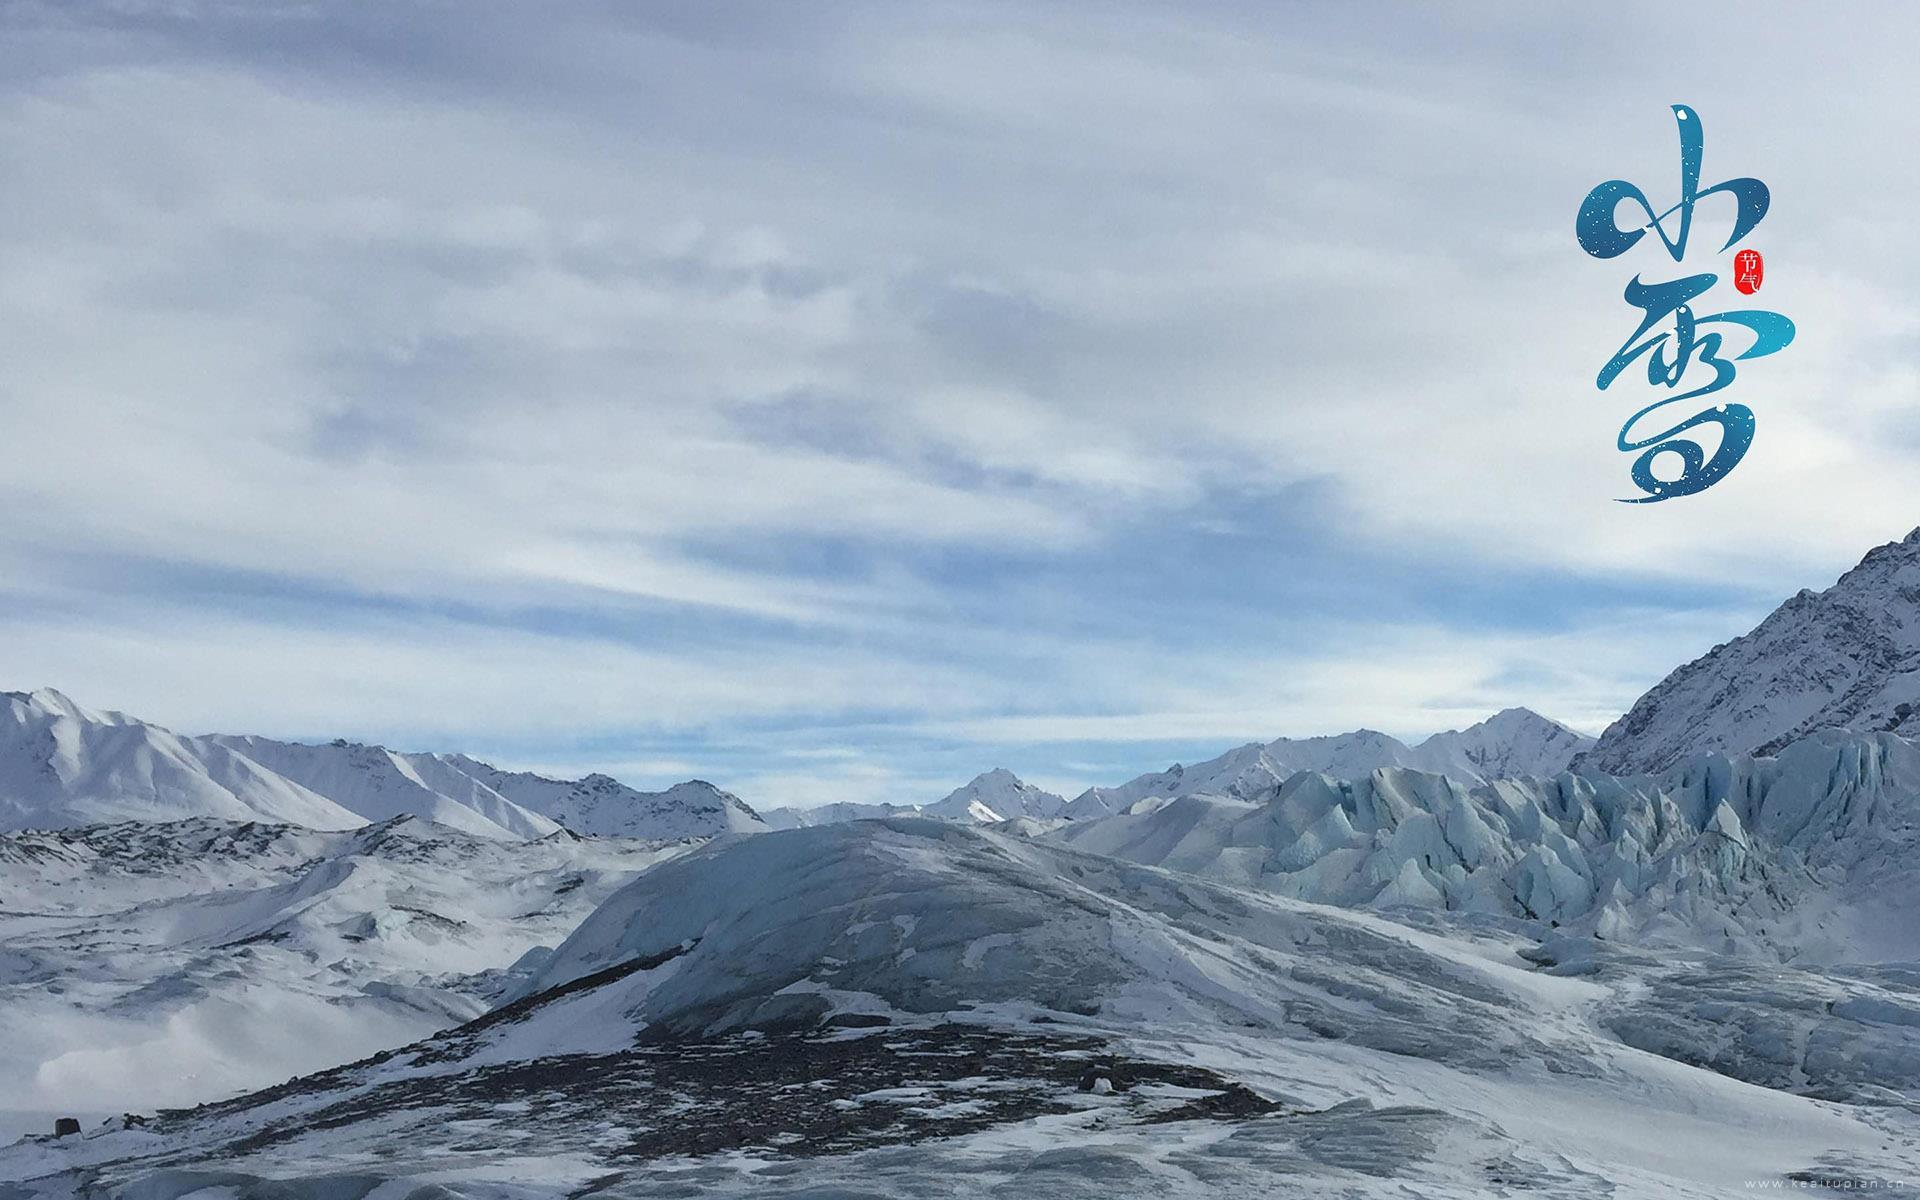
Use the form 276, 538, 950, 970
11, 816, 1920, 1197
1587, 526, 1920, 773
0, 816, 689, 1121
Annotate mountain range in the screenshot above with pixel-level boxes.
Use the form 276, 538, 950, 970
13, 526, 1920, 844
2, 689, 1595, 840
14, 527, 1920, 1195
0, 689, 766, 842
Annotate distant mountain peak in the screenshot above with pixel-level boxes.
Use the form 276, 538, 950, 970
925, 769, 1066, 822
0, 688, 766, 842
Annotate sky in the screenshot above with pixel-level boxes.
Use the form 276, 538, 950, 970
2, 2, 1917, 808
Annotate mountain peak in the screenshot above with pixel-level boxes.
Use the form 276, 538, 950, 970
1585, 526, 1920, 774
7, 687, 102, 723
925, 769, 1066, 822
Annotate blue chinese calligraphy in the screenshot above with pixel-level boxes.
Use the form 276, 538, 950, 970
1576, 105, 1794, 502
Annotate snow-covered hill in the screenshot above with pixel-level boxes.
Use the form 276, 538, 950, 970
1063, 708, 1593, 818
1585, 527, 1920, 774
0, 689, 767, 841
16, 817, 1920, 1197
0, 816, 689, 1129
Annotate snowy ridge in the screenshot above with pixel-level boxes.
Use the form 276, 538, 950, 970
203, 735, 563, 840
1586, 526, 1920, 774
0, 689, 765, 842
758, 799, 917, 830
419, 763, 766, 840
1063, 707, 1593, 819
0, 690, 365, 834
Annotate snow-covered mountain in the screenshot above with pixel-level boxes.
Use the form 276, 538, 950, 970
0, 689, 766, 841
202, 734, 563, 840
20, 815, 1920, 1197
0, 690, 367, 833
758, 768, 1064, 829
923, 768, 1067, 822
1585, 526, 1920, 775
1411, 706, 1596, 781
422, 764, 766, 840
1063, 707, 1592, 818
758, 799, 917, 830
0, 816, 689, 1126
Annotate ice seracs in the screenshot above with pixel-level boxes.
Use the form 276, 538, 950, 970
1049, 727, 1920, 961
1585, 525, 1920, 774
763, 715, 1591, 832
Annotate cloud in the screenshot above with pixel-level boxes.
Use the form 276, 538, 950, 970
0, 2, 1912, 806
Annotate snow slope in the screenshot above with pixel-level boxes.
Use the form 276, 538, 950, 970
1586, 526, 1920, 774
14, 818, 1920, 1197
1064, 708, 1593, 818
0, 816, 689, 1124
